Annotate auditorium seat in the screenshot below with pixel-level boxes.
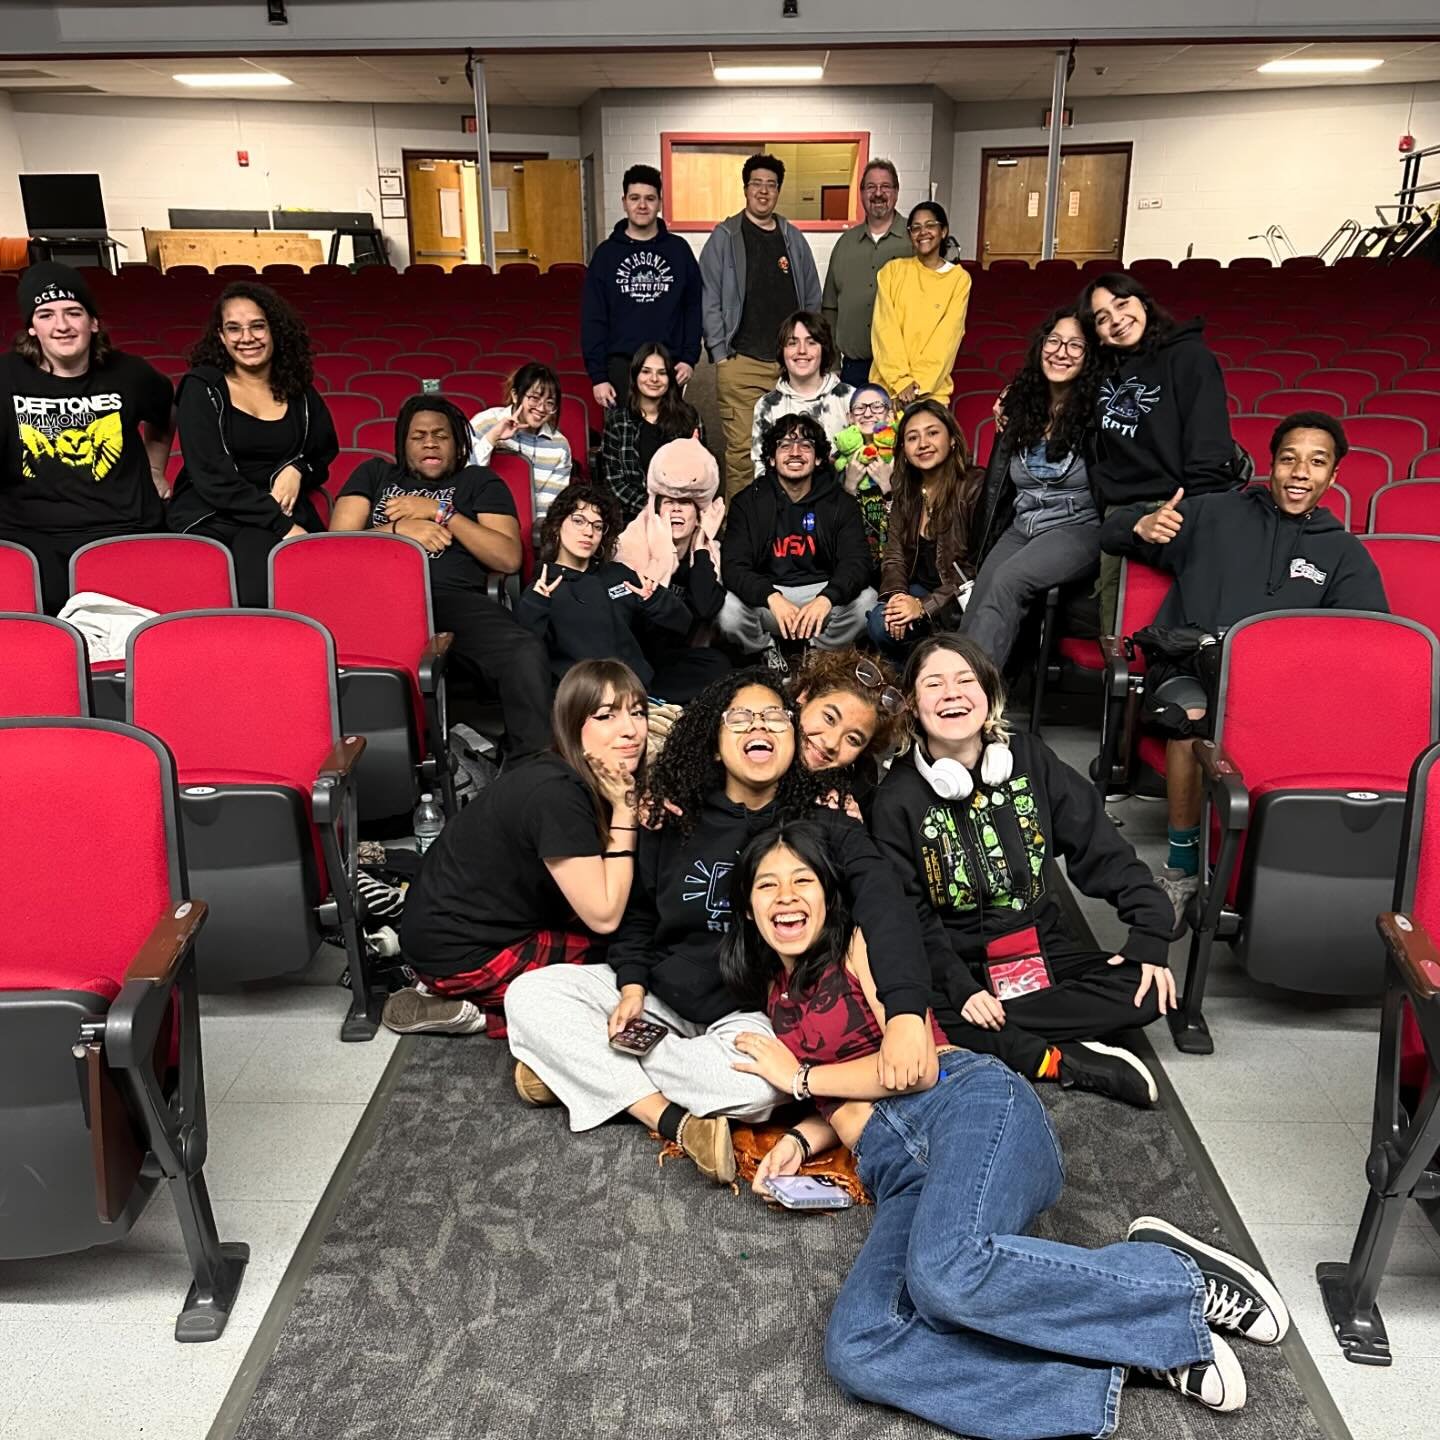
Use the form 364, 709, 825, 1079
270, 532, 454, 822
1369, 480, 1440, 535
1335, 449, 1392, 532
0, 539, 42, 612
1297, 369, 1378, 413
1345, 416, 1428, 480
1175, 611, 1439, 1052
1251, 350, 1321, 386
1397, 371, 1440, 395
448, 371, 510, 409
0, 717, 248, 1340
0, 614, 90, 717
1230, 416, 1282, 475
951, 392, 996, 453
1361, 536, 1440, 639
1413, 449, 1440, 478
1256, 387, 1345, 416
126, 610, 378, 1040
1225, 368, 1284, 412
340, 337, 404, 367
353, 417, 397, 453
1343, 351, 1411, 388
350, 372, 426, 415
390, 351, 457, 383
313, 353, 370, 392
1095, 558, 1173, 794
487, 451, 538, 582
1364, 392, 1440, 447
1317, 737, 1440, 1366
414, 338, 480, 368
326, 393, 386, 446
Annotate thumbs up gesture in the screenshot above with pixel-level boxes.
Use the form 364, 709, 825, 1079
1135, 487, 1185, 544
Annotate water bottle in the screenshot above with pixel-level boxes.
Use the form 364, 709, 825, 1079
412, 792, 445, 854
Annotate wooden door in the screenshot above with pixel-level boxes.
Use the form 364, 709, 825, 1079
490, 161, 530, 266
1056, 151, 1128, 265
521, 159, 584, 272
406, 159, 468, 272
979, 154, 1050, 266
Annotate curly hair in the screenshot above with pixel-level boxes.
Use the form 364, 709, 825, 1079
537, 483, 622, 566
998, 307, 1099, 461
788, 647, 906, 757
760, 410, 831, 473
188, 281, 313, 401
643, 669, 832, 838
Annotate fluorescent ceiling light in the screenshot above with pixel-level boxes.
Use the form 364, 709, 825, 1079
1257, 58, 1383, 75
713, 64, 825, 82
174, 71, 293, 88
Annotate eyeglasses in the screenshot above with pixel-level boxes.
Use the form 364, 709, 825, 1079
862, 184, 896, 196
907, 221, 941, 235
722, 705, 792, 733
851, 401, 890, 418
854, 658, 906, 715
222, 322, 269, 338
521, 391, 558, 414
776, 437, 816, 453
746, 179, 780, 193
565, 514, 605, 534
1042, 336, 1087, 358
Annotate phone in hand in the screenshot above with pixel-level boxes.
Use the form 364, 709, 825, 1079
764, 1174, 853, 1210
609, 1018, 669, 1056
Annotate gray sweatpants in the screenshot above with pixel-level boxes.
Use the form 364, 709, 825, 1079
717, 580, 878, 654
504, 962, 785, 1132
962, 521, 1101, 668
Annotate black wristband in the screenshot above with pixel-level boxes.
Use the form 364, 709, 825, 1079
783, 1127, 812, 1162
603, 849, 637, 859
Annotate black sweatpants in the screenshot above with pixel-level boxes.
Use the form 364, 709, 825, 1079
940, 952, 1162, 1076
432, 583, 552, 759
184, 500, 322, 606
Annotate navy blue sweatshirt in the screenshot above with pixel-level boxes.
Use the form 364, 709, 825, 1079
581, 220, 704, 381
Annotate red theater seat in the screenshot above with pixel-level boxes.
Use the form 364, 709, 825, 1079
0, 540, 42, 612
1369, 480, 1440, 535
0, 615, 90, 717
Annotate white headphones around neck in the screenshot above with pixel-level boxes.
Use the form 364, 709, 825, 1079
914, 738, 1013, 801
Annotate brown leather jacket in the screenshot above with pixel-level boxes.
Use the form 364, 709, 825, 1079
878, 474, 981, 619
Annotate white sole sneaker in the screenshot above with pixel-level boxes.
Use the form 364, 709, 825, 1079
1079, 1040, 1160, 1104
1143, 1330, 1247, 1412
382, 987, 486, 1035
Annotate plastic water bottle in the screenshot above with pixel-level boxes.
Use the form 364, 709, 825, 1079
412, 793, 445, 854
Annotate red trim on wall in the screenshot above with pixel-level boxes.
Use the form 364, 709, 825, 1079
659, 130, 871, 232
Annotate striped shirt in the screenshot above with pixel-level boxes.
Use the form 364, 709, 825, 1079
469, 407, 574, 524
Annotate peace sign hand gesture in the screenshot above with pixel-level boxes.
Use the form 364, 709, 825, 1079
533, 563, 566, 598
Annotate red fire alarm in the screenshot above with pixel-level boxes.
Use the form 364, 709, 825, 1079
237, 150, 250, 167
1399, 134, 1416, 153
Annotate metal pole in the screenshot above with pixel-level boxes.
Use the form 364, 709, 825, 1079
1040, 48, 1069, 261
470, 53, 496, 268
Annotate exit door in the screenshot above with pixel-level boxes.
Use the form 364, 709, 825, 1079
405, 158, 470, 272
489, 157, 584, 272
978, 146, 1131, 267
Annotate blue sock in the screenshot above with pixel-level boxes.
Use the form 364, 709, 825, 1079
1168, 825, 1200, 876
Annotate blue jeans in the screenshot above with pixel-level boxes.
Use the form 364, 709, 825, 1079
825, 1052, 1211, 1440
865, 584, 931, 659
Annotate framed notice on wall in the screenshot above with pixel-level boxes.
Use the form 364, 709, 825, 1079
380, 196, 406, 220
378, 172, 403, 197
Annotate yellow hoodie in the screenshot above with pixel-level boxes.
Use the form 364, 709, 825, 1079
869, 257, 972, 403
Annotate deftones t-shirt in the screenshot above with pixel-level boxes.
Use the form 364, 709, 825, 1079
0, 352, 173, 534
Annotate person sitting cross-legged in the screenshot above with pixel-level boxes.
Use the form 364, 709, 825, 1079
330, 394, 552, 760
718, 412, 877, 668
1099, 410, 1389, 931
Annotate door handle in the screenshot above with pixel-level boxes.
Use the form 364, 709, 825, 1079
417, 250, 465, 258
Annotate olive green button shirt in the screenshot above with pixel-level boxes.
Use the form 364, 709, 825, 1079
820, 218, 912, 361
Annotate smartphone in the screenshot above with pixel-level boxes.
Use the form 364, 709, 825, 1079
609, 1018, 669, 1056
765, 1175, 853, 1211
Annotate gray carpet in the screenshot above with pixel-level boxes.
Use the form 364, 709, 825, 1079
231, 1029, 1334, 1440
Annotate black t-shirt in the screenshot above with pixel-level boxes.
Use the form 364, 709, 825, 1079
769, 484, 827, 588
731, 219, 799, 361
914, 534, 940, 593
0, 350, 172, 535
229, 407, 299, 490
339, 460, 517, 590
399, 753, 604, 975
636, 417, 663, 482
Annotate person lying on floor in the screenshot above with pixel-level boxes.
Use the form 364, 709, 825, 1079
870, 633, 1175, 1107
504, 668, 935, 1184
515, 482, 694, 700
721, 820, 1290, 1438
383, 660, 646, 1037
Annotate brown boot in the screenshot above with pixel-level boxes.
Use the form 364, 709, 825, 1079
680, 1114, 736, 1184
513, 1061, 558, 1107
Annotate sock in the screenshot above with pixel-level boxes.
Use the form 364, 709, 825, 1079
1168, 824, 1201, 876
1035, 1046, 1062, 1081
657, 1102, 687, 1143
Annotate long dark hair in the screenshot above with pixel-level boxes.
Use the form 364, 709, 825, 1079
1076, 271, 1175, 368
537, 483, 621, 566
999, 306, 1098, 460
719, 821, 853, 1009
891, 399, 984, 551
643, 669, 830, 838
626, 342, 699, 437
550, 659, 648, 844
189, 281, 314, 400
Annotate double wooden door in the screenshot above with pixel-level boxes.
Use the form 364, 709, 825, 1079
979, 148, 1131, 267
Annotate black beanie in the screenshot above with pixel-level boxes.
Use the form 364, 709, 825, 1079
18, 262, 99, 324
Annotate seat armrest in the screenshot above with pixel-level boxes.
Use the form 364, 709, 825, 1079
1193, 740, 1250, 832
1099, 632, 1128, 689
314, 734, 366, 826
1377, 912, 1440, 1002
123, 900, 208, 988
418, 631, 454, 694
107, 900, 207, 1074
319, 734, 366, 781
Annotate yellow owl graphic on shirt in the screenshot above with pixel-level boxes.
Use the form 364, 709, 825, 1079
18, 411, 124, 484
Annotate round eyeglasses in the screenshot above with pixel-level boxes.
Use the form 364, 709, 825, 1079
854, 658, 906, 715
721, 706, 792, 733
1042, 336, 1087, 358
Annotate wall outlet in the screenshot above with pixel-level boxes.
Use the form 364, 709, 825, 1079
1137, 195, 1163, 210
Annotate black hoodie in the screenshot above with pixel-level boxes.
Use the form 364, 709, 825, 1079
721, 466, 872, 609
336, 395, 518, 592
608, 793, 931, 1026
1090, 320, 1237, 508
169, 364, 338, 536
1100, 485, 1388, 632
870, 734, 1174, 1020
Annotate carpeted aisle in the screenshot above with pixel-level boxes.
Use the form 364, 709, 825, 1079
231, 1032, 1333, 1440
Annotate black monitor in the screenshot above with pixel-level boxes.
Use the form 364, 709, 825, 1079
20, 173, 108, 234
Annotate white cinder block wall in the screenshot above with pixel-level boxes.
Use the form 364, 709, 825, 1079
951, 81, 1440, 264
4, 95, 580, 267
594, 87, 948, 276
0, 95, 25, 236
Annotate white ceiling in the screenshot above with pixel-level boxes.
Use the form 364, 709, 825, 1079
0, 41, 1437, 108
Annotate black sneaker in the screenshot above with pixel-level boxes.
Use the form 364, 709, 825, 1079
761, 640, 790, 677
1138, 1331, 1246, 1412
1058, 1041, 1158, 1108
1127, 1217, 1290, 1344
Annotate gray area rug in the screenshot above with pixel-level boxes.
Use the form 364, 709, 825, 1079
233, 1028, 1332, 1440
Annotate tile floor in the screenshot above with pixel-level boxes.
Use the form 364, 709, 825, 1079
4, 727, 1438, 1440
